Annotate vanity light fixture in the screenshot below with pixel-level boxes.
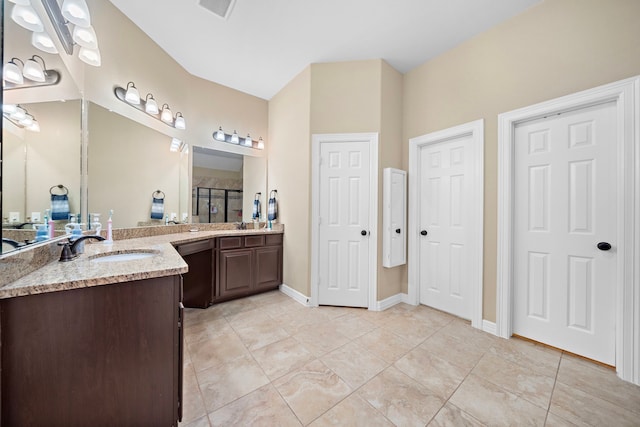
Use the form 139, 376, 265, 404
61, 0, 91, 28
160, 104, 173, 123
22, 55, 47, 83
3, 56, 61, 89
124, 82, 141, 104
72, 25, 98, 49
211, 127, 264, 150
169, 138, 182, 152
3, 105, 40, 132
231, 130, 240, 144
114, 83, 187, 129
78, 46, 101, 66
32, 31, 58, 54
11, 3, 44, 32
174, 112, 186, 130
3, 58, 25, 84
215, 127, 226, 141
144, 94, 159, 114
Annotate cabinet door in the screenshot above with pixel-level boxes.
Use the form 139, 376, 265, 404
219, 248, 253, 298
254, 245, 283, 290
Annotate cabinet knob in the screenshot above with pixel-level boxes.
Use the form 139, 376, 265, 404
361, 230, 369, 236
395, 228, 401, 234
420, 230, 428, 236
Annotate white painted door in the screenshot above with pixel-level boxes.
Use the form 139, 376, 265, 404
513, 101, 617, 365
318, 141, 371, 307
418, 135, 474, 319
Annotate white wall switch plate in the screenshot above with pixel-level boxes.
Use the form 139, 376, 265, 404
9, 212, 20, 223
32, 212, 41, 222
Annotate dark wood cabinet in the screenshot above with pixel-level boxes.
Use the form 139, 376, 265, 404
176, 239, 214, 308
215, 233, 283, 303
0, 275, 183, 427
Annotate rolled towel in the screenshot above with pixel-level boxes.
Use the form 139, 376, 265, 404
252, 192, 261, 220
268, 190, 278, 221
151, 190, 165, 220
50, 185, 70, 220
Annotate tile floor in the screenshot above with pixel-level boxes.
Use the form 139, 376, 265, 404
180, 290, 640, 426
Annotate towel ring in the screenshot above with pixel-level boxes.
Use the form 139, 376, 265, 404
153, 190, 165, 200
269, 190, 277, 198
49, 184, 69, 196
254, 192, 261, 201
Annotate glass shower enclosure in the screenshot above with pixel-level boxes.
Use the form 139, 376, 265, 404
193, 187, 243, 223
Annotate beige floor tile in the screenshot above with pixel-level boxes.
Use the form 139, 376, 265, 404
543, 412, 579, 427
381, 314, 438, 346
217, 297, 259, 317
309, 394, 394, 427
439, 320, 500, 349
556, 354, 640, 414
293, 322, 351, 356
245, 289, 291, 305
321, 341, 388, 388
179, 415, 211, 427
449, 374, 547, 426
358, 366, 445, 427
184, 305, 226, 327
428, 402, 485, 427
184, 317, 233, 344
198, 354, 270, 412
405, 305, 456, 330
187, 330, 250, 372
318, 305, 364, 319
251, 336, 317, 380
208, 384, 301, 427
329, 312, 379, 339
274, 307, 332, 335
355, 328, 416, 363
420, 331, 485, 371
262, 297, 307, 317
181, 363, 207, 423
488, 337, 561, 377
273, 359, 352, 425
225, 306, 273, 329
394, 345, 468, 399
232, 318, 290, 351
472, 353, 555, 409
549, 381, 639, 427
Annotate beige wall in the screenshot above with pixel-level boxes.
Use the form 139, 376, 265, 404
268, 67, 312, 296
269, 60, 405, 301
403, 0, 640, 321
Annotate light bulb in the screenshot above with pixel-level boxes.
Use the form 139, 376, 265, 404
257, 137, 265, 150
215, 127, 225, 141
72, 25, 98, 49
161, 104, 173, 123
245, 134, 252, 147
11, 107, 27, 121
11, 4, 44, 32
23, 56, 46, 82
124, 82, 140, 104
78, 47, 101, 66
28, 119, 41, 132
3, 60, 24, 85
145, 94, 159, 114
174, 113, 186, 130
231, 130, 239, 144
32, 32, 58, 54
3, 104, 17, 114
61, 0, 91, 27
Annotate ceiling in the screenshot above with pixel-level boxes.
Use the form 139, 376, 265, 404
108, 0, 541, 100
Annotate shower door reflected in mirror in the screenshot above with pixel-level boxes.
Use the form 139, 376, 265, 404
193, 188, 243, 223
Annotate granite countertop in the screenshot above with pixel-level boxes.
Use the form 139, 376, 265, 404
0, 228, 284, 299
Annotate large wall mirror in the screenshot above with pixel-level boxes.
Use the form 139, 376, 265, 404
1, 0, 267, 255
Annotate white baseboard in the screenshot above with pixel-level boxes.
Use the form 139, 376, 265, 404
482, 319, 497, 336
279, 284, 312, 307
373, 293, 411, 311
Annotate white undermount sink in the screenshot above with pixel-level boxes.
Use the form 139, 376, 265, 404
90, 251, 158, 263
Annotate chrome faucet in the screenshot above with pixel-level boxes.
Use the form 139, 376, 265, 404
58, 235, 106, 262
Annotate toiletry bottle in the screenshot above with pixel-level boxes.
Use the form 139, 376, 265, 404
65, 214, 77, 235
70, 224, 84, 253
47, 209, 55, 238
105, 210, 113, 243
165, 214, 169, 225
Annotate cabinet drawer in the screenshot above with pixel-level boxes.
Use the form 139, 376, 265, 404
218, 236, 243, 249
265, 234, 283, 246
245, 235, 265, 248
176, 239, 213, 256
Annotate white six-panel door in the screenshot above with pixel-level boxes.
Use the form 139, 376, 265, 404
317, 140, 371, 307
418, 134, 475, 319
513, 101, 617, 365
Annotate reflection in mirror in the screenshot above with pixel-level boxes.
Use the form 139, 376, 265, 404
87, 102, 186, 229
192, 147, 243, 224
2, 100, 81, 253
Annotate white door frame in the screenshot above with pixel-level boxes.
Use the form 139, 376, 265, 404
496, 76, 640, 385
408, 119, 485, 329
310, 133, 379, 310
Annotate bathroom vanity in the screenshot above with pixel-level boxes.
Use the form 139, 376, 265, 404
176, 232, 283, 308
0, 225, 283, 426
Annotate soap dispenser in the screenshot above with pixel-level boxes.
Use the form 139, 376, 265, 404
90, 213, 102, 236
64, 214, 77, 235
